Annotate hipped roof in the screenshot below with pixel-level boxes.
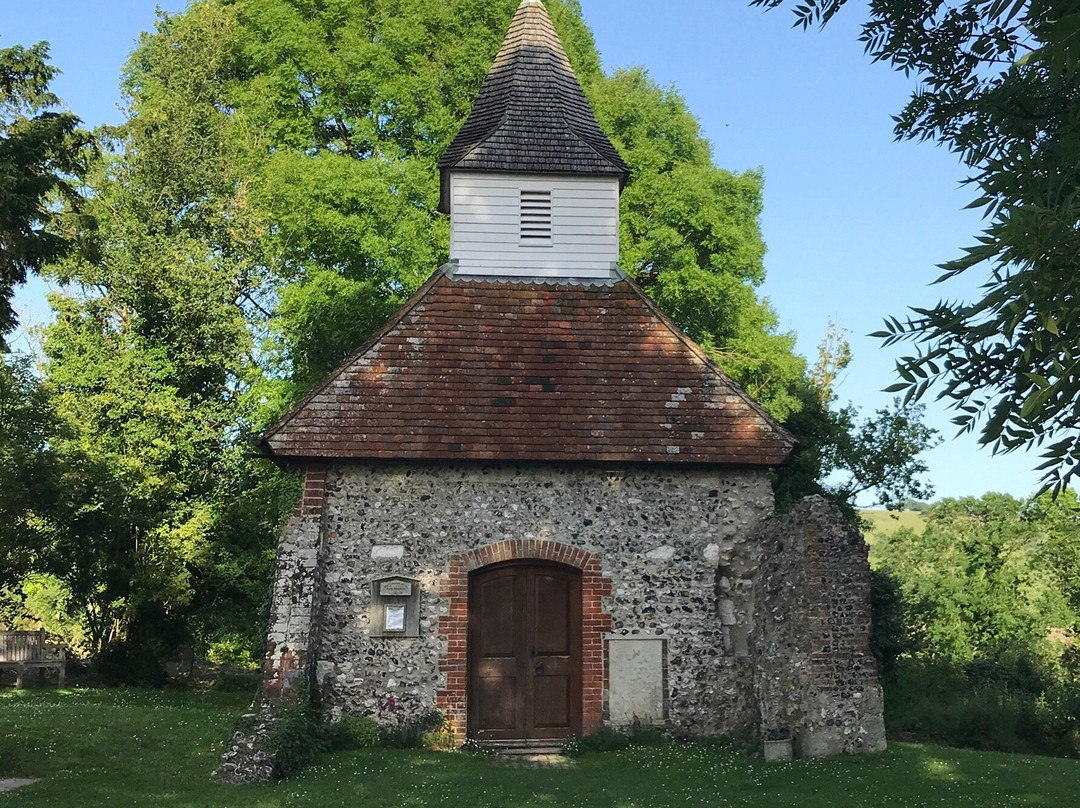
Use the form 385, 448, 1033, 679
437, 0, 629, 212
259, 272, 795, 466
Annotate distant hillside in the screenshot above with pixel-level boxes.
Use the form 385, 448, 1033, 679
859, 509, 926, 540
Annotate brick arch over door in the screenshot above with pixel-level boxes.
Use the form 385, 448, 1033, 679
437, 540, 612, 743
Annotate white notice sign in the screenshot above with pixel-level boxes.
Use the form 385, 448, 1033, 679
384, 605, 406, 632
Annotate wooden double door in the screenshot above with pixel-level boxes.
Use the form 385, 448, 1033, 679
468, 562, 583, 741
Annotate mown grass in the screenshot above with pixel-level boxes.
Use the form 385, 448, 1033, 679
860, 509, 926, 542
2, 688, 1079, 807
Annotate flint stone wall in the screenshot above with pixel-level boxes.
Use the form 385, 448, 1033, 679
752, 496, 887, 756
262, 510, 325, 703
315, 462, 774, 737
217, 712, 276, 784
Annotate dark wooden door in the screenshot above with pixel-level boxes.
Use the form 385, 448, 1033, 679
468, 562, 582, 740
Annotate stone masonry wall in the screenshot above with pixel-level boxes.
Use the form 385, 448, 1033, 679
752, 496, 887, 756
219, 465, 330, 783
262, 465, 329, 704
315, 462, 774, 738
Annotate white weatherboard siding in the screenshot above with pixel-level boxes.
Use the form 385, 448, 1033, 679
449, 172, 620, 279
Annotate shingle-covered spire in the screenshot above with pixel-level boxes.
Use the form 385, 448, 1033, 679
437, 0, 629, 212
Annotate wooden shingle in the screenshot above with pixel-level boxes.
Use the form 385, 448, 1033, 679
437, 0, 629, 213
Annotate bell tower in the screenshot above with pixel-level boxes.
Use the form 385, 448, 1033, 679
438, 0, 630, 282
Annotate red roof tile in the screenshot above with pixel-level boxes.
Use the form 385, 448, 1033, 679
259, 273, 795, 466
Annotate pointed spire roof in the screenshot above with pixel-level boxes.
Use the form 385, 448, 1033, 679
437, 0, 629, 212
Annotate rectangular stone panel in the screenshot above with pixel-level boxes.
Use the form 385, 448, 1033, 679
369, 577, 421, 638
607, 637, 665, 726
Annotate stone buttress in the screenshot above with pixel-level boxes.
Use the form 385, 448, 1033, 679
262, 465, 330, 704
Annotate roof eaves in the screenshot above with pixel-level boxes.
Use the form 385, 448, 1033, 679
560, 120, 629, 178
257, 266, 451, 456
619, 273, 797, 452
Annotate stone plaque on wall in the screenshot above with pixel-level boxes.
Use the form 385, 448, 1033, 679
607, 637, 666, 725
379, 580, 413, 597
369, 576, 421, 638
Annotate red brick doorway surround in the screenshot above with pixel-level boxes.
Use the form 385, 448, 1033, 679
437, 540, 611, 744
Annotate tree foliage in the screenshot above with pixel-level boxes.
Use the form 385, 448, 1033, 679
0, 353, 57, 590
31, 4, 289, 664
872, 492, 1080, 675
0, 42, 91, 345
809, 318, 851, 403
753, 0, 1080, 492
214, 0, 808, 415
775, 326, 939, 517
826, 399, 941, 510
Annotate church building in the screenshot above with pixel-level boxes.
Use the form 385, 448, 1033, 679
243, 0, 886, 762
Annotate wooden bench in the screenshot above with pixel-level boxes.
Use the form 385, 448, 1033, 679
0, 630, 65, 687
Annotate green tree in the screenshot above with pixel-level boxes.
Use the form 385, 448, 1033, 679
154, 0, 802, 415
809, 318, 851, 404
872, 492, 1080, 673
753, 0, 1080, 492
131, 0, 862, 430
127, 0, 818, 433
826, 399, 940, 511
0, 353, 58, 590
219, 0, 931, 509
775, 389, 939, 517
0, 42, 90, 345
1026, 491, 1080, 620
37, 4, 289, 667
775, 323, 939, 517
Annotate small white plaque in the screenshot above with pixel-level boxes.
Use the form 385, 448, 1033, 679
380, 580, 412, 597
384, 605, 406, 632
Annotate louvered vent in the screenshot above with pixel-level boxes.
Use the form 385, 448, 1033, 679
520, 189, 552, 243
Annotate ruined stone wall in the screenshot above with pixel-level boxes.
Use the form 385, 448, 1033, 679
314, 462, 774, 737
221, 466, 330, 783
752, 496, 887, 756
262, 465, 329, 704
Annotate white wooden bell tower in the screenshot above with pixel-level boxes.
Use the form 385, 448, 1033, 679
438, 0, 629, 283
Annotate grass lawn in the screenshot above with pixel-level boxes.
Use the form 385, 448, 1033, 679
860, 509, 926, 542
2, 688, 1078, 807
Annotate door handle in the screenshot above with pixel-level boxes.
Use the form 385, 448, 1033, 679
535, 662, 545, 675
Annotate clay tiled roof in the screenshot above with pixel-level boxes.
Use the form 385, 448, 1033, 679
259, 273, 795, 466
437, 0, 629, 212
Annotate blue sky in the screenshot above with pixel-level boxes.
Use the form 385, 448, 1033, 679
4, 0, 1046, 503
